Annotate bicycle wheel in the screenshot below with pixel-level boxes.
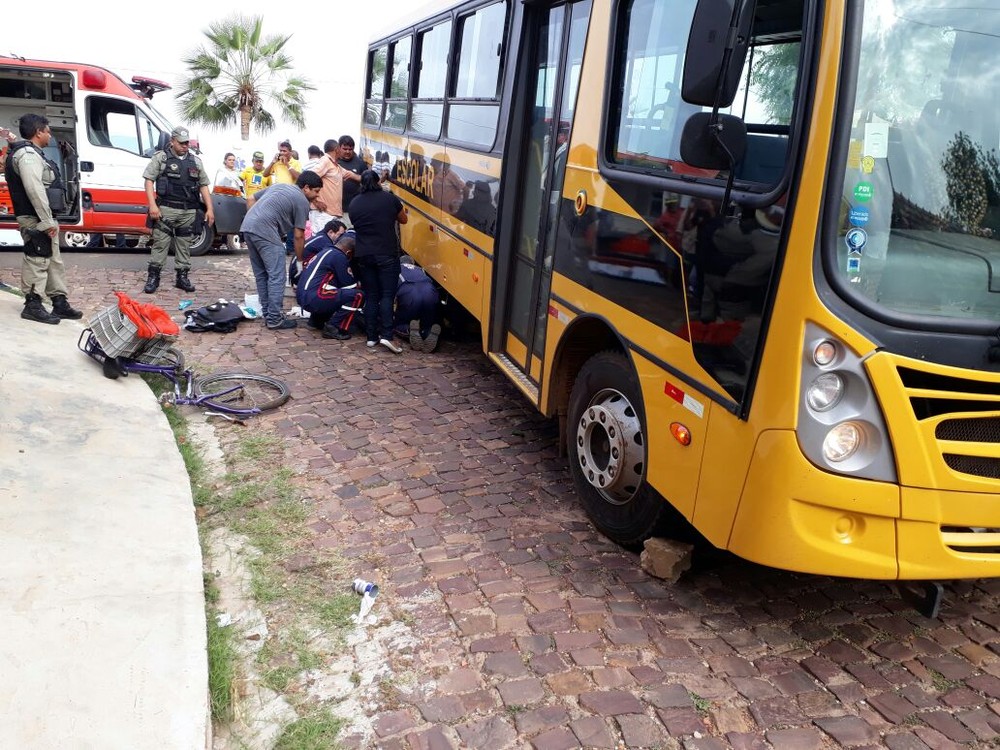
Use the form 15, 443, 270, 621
150, 346, 185, 372
194, 372, 290, 414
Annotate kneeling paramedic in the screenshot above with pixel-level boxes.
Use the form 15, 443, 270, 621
295, 231, 363, 339
5, 114, 82, 324
141, 126, 213, 294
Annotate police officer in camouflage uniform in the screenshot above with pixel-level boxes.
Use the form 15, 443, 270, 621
141, 126, 213, 293
5, 113, 82, 324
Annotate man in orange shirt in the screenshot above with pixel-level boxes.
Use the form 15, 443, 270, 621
308, 139, 362, 233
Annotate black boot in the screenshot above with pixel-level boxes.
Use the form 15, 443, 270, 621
21, 291, 60, 325
51, 294, 83, 320
175, 268, 195, 293
143, 264, 161, 294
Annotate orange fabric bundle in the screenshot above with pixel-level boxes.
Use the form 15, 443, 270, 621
114, 291, 180, 338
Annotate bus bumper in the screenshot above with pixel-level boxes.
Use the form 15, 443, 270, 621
727, 430, 1000, 580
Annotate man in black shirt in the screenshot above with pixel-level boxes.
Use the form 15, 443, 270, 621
337, 135, 367, 216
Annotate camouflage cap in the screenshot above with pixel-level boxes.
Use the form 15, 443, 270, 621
171, 126, 190, 143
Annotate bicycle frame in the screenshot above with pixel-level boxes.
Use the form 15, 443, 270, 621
78, 330, 265, 418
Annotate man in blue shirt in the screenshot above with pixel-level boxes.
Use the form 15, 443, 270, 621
394, 256, 441, 352
296, 231, 362, 340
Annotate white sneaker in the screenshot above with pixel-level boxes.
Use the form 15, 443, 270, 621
379, 338, 403, 354
366, 340, 378, 348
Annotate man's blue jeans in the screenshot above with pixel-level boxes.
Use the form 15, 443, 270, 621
243, 232, 288, 326
356, 255, 400, 342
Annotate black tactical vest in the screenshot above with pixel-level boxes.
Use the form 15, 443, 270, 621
5, 141, 65, 218
155, 152, 201, 209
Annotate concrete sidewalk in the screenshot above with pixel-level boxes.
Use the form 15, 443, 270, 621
0, 289, 208, 748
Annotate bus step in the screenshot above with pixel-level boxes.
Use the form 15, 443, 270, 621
491, 352, 540, 403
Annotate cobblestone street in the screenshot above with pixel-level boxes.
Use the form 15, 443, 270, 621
8, 250, 1000, 749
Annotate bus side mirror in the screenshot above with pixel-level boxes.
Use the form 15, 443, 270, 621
680, 112, 747, 170
682, 0, 754, 107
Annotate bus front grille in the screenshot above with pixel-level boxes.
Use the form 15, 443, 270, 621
897, 366, 1000, 480
941, 526, 1000, 553
936, 417, 1000, 443
942, 454, 1000, 479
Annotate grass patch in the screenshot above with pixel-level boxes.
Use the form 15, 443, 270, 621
206, 613, 238, 722
274, 710, 344, 750
929, 669, 959, 692
238, 433, 284, 461
158, 410, 363, 741
691, 692, 712, 713
257, 627, 324, 691
315, 593, 359, 630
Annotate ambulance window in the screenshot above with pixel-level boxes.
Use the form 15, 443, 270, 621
137, 110, 162, 157
87, 97, 143, 155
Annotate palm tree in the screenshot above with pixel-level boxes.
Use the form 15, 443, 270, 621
177, 14, 313, 141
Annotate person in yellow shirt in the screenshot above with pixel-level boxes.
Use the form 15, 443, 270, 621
263, 140, 301, 184
240, 151, 271, 198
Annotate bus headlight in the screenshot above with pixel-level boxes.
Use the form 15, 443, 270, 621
806, 372, 844, 412
813, 340, 838, 366
797, 324, 896, 482
823, 422, 864, 462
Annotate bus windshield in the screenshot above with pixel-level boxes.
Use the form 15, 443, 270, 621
833, 0, 1000, 325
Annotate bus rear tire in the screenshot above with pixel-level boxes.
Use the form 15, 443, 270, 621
567, 351, 664, 549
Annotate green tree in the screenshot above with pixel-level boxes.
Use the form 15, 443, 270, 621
748, 43, 800, 125
941, 131, 1000, 234
177, 15, 313, 141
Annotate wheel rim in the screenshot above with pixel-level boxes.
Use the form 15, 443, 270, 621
63, 232, 91, 248
576, 387, 644, 505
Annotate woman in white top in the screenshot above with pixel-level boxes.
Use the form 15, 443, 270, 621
214, 153, 244, 193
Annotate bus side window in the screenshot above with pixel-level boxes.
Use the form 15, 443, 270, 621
609, 0, 699, 171
366, 46, 388, 127
727, 41, 800, 187
447, 1, 507, 148
411, 21, 451, 140
385, 36, 413, 131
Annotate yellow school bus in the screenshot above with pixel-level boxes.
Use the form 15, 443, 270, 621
362, 0, 1000, 582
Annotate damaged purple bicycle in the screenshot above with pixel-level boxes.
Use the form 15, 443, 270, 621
78, 296, 290, 419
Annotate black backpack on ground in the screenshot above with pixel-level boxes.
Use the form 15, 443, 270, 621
183, 300, 245, 333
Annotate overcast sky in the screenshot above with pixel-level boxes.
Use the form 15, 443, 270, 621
15, 0, 423, 169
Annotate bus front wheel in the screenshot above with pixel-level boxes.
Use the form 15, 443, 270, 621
567, 351, 663, 549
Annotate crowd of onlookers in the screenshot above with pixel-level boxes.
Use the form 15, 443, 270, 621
5, 109, 439, 348
231, 135, 441, 352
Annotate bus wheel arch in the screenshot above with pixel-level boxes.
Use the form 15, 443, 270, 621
549, 316, 625, 419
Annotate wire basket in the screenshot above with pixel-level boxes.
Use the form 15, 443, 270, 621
88, 303, 178, 360
88, 304, 145, 358
131, 337, 180, 366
